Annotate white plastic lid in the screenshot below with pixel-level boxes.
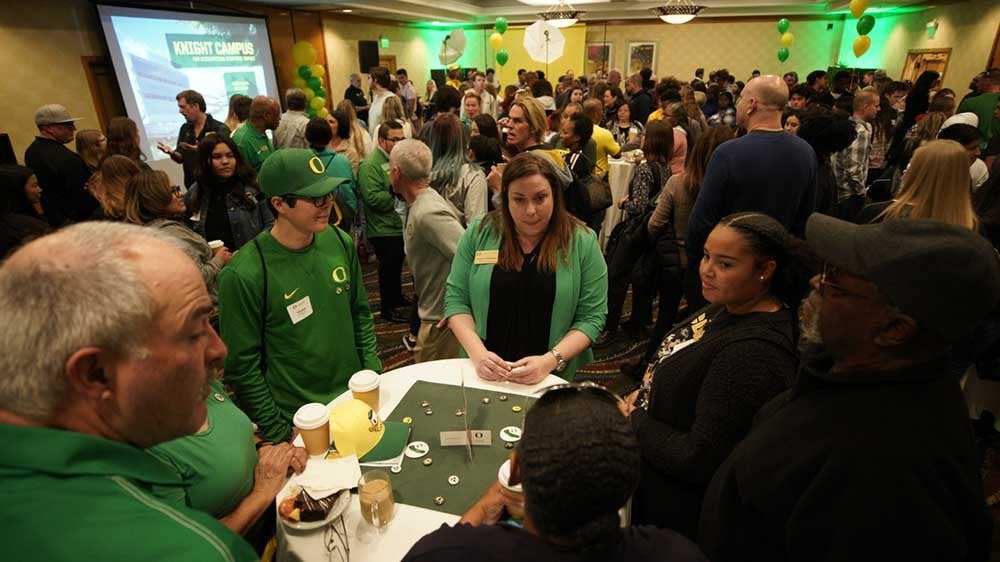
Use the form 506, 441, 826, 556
349, 370, 380, 393
497, 459, 523, 492
293, 402, 329, 430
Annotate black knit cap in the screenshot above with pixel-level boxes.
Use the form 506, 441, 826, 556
805, 213, 1000, 342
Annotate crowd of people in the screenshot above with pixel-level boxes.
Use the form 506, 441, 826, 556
2, 58, 1000, 562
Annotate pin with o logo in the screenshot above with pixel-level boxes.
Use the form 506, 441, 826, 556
331, 266, 348, 283
308, 156, 326, 174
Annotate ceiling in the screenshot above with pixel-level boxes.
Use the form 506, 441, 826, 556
240, 0, 937, 25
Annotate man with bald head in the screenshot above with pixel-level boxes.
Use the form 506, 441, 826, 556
0, 222, 256, 562
232, 94, 280, 171
685, 75, 817, 307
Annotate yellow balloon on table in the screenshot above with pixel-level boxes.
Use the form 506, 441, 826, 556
853, 35, 871, 57
781, 32, 795, 47
304, 88, 315, 100
310, 64, 325, 79
489, 32, 503, 51
310, 96, 326, 111
849, 0, 869, 19
292, 41, 317, 66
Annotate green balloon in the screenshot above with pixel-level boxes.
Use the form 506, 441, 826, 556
496, 48, 509, 66
777, 47, 790, 62
298, 65, 312, 79
315, 87, 326, 99
495, 17, 508, 35
307, 76, 321, 91
777, 18, 790, 34
307, 107, 317, 117
856, 14, 875, 36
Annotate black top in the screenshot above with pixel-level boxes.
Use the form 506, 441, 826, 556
204, 184, 236, 249
629, 90, 655, 125
175, 114, 229, 188
23, 137, 97, 226
345, 85, 369, 122
0, 213, 50, 258
699, 355, 992, 562
562, 149, 593, 224
485, 247, 555, 362
629, 305, 797, 539
402, 523, 708, 562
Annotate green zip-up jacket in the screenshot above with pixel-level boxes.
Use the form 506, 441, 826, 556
218, 226, 381, 442
357, 147, 403, 238
443, 215, 608, 380
0, 423, 257, 562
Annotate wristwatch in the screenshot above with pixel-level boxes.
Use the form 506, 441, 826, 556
549, 348, 567, 373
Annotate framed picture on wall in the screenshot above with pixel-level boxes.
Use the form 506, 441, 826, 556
627, 42, 657, 74
585, 42, 613, 77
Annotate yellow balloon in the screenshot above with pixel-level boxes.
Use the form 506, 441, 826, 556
293, 77, 307, 89
489, 32, 503, 51
310, 96, 326, 111
853, 35, 871, 57
292, 41, 317, 66
849, 0, 869, 19
304, 88, 315, 100
310, 64, 325, 79
781, 32, 795, 47
317, 107, 329, 119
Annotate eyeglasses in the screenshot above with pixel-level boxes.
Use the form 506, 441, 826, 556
283, 193, 334, 207
534, 381, 624, 406
818, 263, 882, 303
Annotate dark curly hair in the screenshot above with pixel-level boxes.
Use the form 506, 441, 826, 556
519, 388, 639, 554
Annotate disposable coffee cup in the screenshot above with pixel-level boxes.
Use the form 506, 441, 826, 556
208, 240, 225, 250
293, 402, 330, 456
498, 459, 525, 520
349, 370, 381, 412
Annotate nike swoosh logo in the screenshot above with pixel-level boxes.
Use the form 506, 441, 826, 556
284, 288, 300, 300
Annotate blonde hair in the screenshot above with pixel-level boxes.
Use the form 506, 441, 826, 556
510, 95, 548, 146
335, 100, 369, 158
124, 169, 175, 225
878, 139, 977, 230
91, 155, 140, 218
75, 129, 106, 171
382, 95, 406, 123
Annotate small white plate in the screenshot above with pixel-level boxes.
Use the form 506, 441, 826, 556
276, 484, 351, 531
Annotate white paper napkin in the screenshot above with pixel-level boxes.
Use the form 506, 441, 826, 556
293, 455, 362, 499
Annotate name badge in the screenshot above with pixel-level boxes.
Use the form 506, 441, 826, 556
286, 296, 313, 325
474, 250, 499, 265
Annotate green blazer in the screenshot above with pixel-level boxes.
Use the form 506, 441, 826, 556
444, 214, 608, 380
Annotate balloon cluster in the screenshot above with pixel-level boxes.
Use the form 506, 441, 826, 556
291, 41, 329, 118
493, 17, 509, 66
776, 18, 794, 63
851, 0, 875, 57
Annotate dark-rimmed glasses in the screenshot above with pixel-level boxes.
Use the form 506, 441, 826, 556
283, 193, 334, 207
818, 263, 883, 303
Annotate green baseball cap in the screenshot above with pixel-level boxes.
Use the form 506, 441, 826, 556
257, 148, 349, 198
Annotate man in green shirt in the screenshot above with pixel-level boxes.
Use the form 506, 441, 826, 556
232, 95, 280, 171
0, 222, 256, 562
218, 149, 381, 443
957, 70, 1000, 149
359, 120, 409, 322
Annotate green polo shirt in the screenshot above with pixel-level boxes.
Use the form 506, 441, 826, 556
0, 423, 257, 562
232, 124, 274, 172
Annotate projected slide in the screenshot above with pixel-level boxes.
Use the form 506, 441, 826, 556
97, 5, 279, 162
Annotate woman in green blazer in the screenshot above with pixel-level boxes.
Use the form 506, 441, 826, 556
444, 152, 607, 383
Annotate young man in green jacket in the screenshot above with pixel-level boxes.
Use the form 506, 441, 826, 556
0, 222, 256, 562
218, 149, 381, 443
359, 120, 409, 322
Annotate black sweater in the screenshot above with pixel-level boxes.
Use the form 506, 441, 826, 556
699, 355, 992, 562
629, 305, 797, 538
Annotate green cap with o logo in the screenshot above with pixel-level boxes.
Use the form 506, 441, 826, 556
257, 148, 349, 198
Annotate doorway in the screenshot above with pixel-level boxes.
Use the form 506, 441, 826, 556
81, 56, 126, 132
901, 49, 951, 84
379, 55, 397, 74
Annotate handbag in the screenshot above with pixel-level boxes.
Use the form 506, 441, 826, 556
586, 174, 613, 213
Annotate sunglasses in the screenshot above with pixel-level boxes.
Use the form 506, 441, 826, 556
283, 193, 334, 207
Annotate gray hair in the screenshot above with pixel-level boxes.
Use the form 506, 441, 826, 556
0, 222, 175, 419
390, 139, 432, 182
285, 88, 307, 111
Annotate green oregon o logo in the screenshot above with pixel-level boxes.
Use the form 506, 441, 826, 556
308, 156, 326, 174
331, 266, 348, 283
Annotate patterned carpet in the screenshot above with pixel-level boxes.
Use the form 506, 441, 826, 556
362, 262, 649, 384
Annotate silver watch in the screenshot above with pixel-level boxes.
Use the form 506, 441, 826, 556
549, 348, 567, 372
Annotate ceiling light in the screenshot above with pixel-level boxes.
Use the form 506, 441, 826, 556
654, 0, 705, 25
539, 0, 583, 28
341, 9, 352, 13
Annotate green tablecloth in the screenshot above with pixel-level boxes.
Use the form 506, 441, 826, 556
382, 381, 536, 516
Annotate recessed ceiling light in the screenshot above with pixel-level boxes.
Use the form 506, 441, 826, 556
342, 9, 353, 13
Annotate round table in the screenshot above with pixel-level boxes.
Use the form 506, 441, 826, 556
600, 158, 636, 250
276, 359, 564, 562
